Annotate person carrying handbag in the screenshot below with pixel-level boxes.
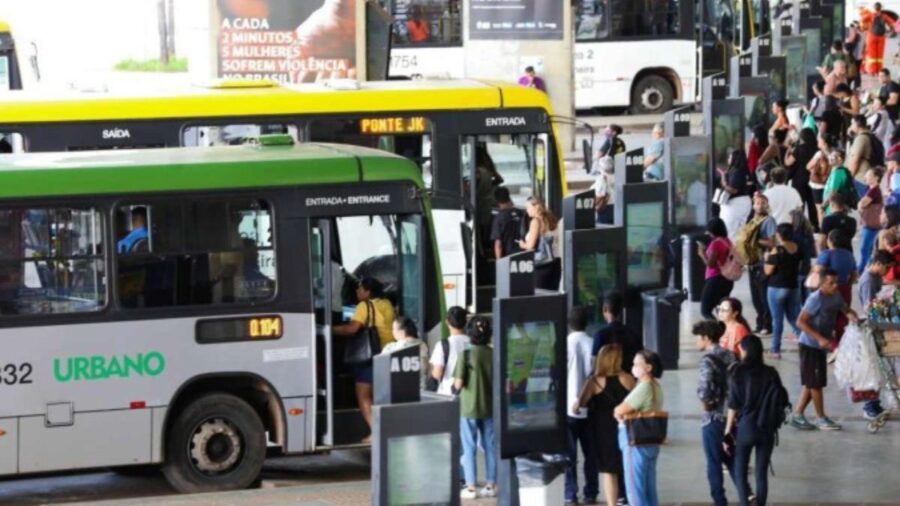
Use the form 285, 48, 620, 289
518, 196, 561, 290
613, 350, 666, 506
333, 277, 394, 443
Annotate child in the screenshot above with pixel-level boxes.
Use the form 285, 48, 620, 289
454, 316, 497, 499
857, 250, 894, 420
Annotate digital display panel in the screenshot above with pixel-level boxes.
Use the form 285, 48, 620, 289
360, 117, 429, 135
671, 144, 709, 228
574, 252, 618, 335
626, 202, 665, 286
713, 113, 742, 173
784, 39, 807, 103
196, 315, 283, 344
505, 321, 558, 431
804, 28, 822, 75
767, 61, 786, 108
745, 94, 768, 137
387, 433, 452, 506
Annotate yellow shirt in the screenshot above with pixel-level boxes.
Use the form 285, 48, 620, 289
351, 298, 395, 349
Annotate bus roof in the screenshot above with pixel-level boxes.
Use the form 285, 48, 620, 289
0, 79, 553, 124
0, 143, 423, 199
0, 21, 9, 33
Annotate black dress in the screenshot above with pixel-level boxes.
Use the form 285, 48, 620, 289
587, 375, 629, 474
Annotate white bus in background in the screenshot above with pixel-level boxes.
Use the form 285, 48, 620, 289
573, 0, 699, 113
379, 0, 719, 114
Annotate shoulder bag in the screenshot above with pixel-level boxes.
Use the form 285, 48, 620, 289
623, 382, 669, 446
343, 300, 381, 365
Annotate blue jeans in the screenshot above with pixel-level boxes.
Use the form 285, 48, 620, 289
733, 437, 774, 506
618, 424, 659, 506
597, 204, 615, 225
565, 417, 599, 502
460, 417, 496, 487
767, 287, 802, 354
859, 227, 880, 273
702, 419, 734, 506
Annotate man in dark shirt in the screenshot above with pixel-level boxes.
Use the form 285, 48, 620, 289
591, 293, 642, 370
819, 193, 857, 250
489, 186, 525, 259
878, 68, 900, 122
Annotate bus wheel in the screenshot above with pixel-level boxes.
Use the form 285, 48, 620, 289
631, 75, 673, 115
162, 393, 266, 493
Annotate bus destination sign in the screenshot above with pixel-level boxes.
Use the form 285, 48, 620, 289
359, 117, 428, 135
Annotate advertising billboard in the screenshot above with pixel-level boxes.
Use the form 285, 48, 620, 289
217, 0, 357, 83
469, 0, 564, 40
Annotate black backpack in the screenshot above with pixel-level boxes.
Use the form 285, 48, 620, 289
873, 14, 887, 36
864, 132, 886, 168
755, 367, 791, 443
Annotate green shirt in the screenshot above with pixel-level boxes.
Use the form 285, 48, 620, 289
822, 165, 851, 216
624, 380, 664, 413
453, 345, 493, 419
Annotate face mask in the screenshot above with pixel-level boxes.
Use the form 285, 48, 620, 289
631, 365, 644, 379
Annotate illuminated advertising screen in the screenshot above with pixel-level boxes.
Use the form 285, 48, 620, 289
626, 202, 665, 287
388, 433, 452, 506
670, 140, 709, 229
216, 0, 357, 83
804, 28, 822, 75
574, 252, 618, 334
784, 37, 807, 103
713, 113, 742, 173
506, 321, 558, 430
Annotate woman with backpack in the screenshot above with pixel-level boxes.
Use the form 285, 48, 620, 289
725, 335, 787, 506
698, 218, 736, 319
614, 350, 665, 506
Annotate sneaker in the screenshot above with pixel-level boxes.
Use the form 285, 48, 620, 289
815, 416, 842, 431
616, 498, 629, 506
756, 328, 771, 336
827, 352, 837, 364
460, 487, 477, 500
790, 414, 816, 430
863, 407, 885, 421
765, 350, 782, 359
479, 485, 497, 498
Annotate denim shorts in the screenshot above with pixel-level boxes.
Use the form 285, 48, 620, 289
353, 362, 373, 384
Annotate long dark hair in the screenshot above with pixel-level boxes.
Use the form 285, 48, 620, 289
752, 125, 769, 150
728, 148, 749, 173
720, 297, 752, 332
738, 334, 765, 368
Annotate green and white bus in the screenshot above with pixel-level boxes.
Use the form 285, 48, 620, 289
0, 140, 442, 492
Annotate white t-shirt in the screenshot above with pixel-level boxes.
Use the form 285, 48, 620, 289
429, 333, 471, 396
591, 172, 616, 205
764, 184, 804, 224
566, 331, 594, 419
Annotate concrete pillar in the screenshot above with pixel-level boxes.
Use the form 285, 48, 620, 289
462, 0, 575, 150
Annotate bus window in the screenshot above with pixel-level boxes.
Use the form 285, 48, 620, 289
182, 124, 300, 147
334, 215, 420, 322
477, 134, 541, 208
116, 199, 275, 308
575, 0, 609, 41
0, 207, 105, 315
379, 0, 462, 47
309, 117, 434, 188
0, 132, 25, 153
608, 0, 681, 38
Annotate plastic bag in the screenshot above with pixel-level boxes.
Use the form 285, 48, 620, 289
834, 325, 882, 392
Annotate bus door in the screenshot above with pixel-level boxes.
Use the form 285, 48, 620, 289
310, 212, 424, 448
461, 134, 546, 313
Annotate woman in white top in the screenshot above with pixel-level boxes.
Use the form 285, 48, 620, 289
382, 316, 430, 390
518, 197, 561, 290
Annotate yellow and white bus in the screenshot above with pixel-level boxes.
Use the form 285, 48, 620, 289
0, 79, 568, 313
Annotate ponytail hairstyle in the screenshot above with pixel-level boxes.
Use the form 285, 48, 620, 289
527, 196, 559, 232
466, 315, 493, 345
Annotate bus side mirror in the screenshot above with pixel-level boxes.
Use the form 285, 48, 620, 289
582, 139, 593, 174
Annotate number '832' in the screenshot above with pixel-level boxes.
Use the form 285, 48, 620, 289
1, 363, 33, 385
